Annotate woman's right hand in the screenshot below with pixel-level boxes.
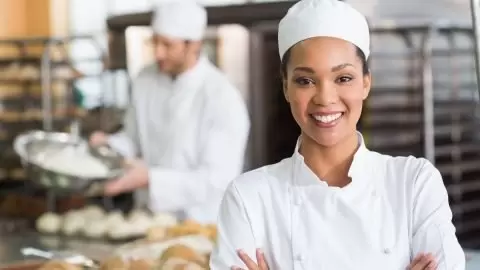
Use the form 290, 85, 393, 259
231, 249, 269, 270
407, 253, 437, 270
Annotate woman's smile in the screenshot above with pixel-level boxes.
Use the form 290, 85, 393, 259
310, 112, 344, 128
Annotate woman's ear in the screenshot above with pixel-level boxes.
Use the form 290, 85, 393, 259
282, 74, 290, 103
362, 73, 372, 100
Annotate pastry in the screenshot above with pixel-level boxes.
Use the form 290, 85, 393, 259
146, 226, 167, 242
128, 258, 153, 270
36, 212, 63, 234
81, 205, 105, 219
105, 210, 125, 227
204, 224, 217, 242
128, 209, 153, 236
152, 212, 178, 227
166, 222, 203, 238
159, 258, 206, 270
61, 210, 86, 236
108, 219, 134, 240
83, 219, 109, 239
157, 244, 206, 267
100, 256, 129, 270
39, 260, 82, 270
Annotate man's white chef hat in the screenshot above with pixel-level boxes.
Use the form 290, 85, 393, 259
278, 0, 370, 60
151, 0, 207, 41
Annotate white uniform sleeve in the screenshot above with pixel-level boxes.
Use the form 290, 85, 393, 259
107, 105, 139, 158
106, 80, 141, 159
209, 182, 257, 269
411, 160, 465, 269
148, 96, 250, 212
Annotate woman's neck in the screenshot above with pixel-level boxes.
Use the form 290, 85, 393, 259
299, 131, 359, 187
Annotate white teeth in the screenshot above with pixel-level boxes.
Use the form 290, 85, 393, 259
313, 113, 342, 123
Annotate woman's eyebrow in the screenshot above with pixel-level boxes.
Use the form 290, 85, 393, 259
293, 63, 354, 74
293, 66, 314, 73
331, 63, 353, 72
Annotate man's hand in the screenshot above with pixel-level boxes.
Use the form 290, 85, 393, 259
104, 159, 149, 196
407, 253, 437, 270
231, 249, 269, 270
89, 131, 109, 147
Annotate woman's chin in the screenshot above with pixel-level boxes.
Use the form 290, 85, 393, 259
303, 132, 343, 148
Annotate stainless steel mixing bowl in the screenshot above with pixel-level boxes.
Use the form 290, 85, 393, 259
13, 130, 124, 196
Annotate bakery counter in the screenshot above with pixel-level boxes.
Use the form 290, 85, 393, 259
0, 231, 117, 267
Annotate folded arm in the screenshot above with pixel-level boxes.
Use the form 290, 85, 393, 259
210, 182, 258, 269
411, 160, 465, 269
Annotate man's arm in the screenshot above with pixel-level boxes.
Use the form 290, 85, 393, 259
148, 95, 250, 212
411, 160, 465, 269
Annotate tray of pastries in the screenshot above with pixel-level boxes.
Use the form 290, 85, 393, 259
35, 205, 179, 243
30, 219, 218, 270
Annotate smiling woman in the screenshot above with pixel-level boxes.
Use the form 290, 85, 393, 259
209, 0, 465, 269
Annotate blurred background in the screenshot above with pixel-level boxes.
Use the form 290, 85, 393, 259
0, 0, 479, 267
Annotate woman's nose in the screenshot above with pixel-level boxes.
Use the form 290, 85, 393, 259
313, 83, 339, 105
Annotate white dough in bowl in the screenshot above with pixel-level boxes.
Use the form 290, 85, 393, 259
38, 147, 110, 179
61, 210, 86, 236
36, 212, 63, 234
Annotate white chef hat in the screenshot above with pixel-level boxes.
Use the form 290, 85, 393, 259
151, 0, 207, 41
278, 0, 370, 60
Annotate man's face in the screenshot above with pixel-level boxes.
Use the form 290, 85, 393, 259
152, 34, 189, 74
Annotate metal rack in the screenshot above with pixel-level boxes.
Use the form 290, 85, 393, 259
0, 35, 106, 184
363, 21, 480, 248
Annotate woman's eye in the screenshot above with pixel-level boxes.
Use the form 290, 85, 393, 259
294, 77, 314, 86
336, 76, 353, 83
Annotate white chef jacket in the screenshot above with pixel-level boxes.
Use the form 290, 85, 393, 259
107, 56, 250, 223
210, 132, 465, 270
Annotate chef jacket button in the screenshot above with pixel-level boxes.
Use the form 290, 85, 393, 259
294, 254, 304, 261
383, 248, 391, 254
294, 196, 302, 206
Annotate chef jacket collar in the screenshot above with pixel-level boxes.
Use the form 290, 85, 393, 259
291, 131, 372, 190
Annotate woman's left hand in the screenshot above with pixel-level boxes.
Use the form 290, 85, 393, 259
231, 249, 270, 270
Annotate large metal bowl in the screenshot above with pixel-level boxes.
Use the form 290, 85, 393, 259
13, 130, 124, 196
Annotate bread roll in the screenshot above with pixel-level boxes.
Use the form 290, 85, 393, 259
128, 209, 153, 236
81, 205, 105, 219
100, 256, 129, 270
108, 220, 134, 240
62, 210, 86, 236
157, 244, 206, 268
36, 212, 63, 234
105, 210, 125, 227
146, 226, 167, 242
128, 259, 153, 270
83, 219, 109, 239
39, 260, 82, 270
152, 212, 178, 227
